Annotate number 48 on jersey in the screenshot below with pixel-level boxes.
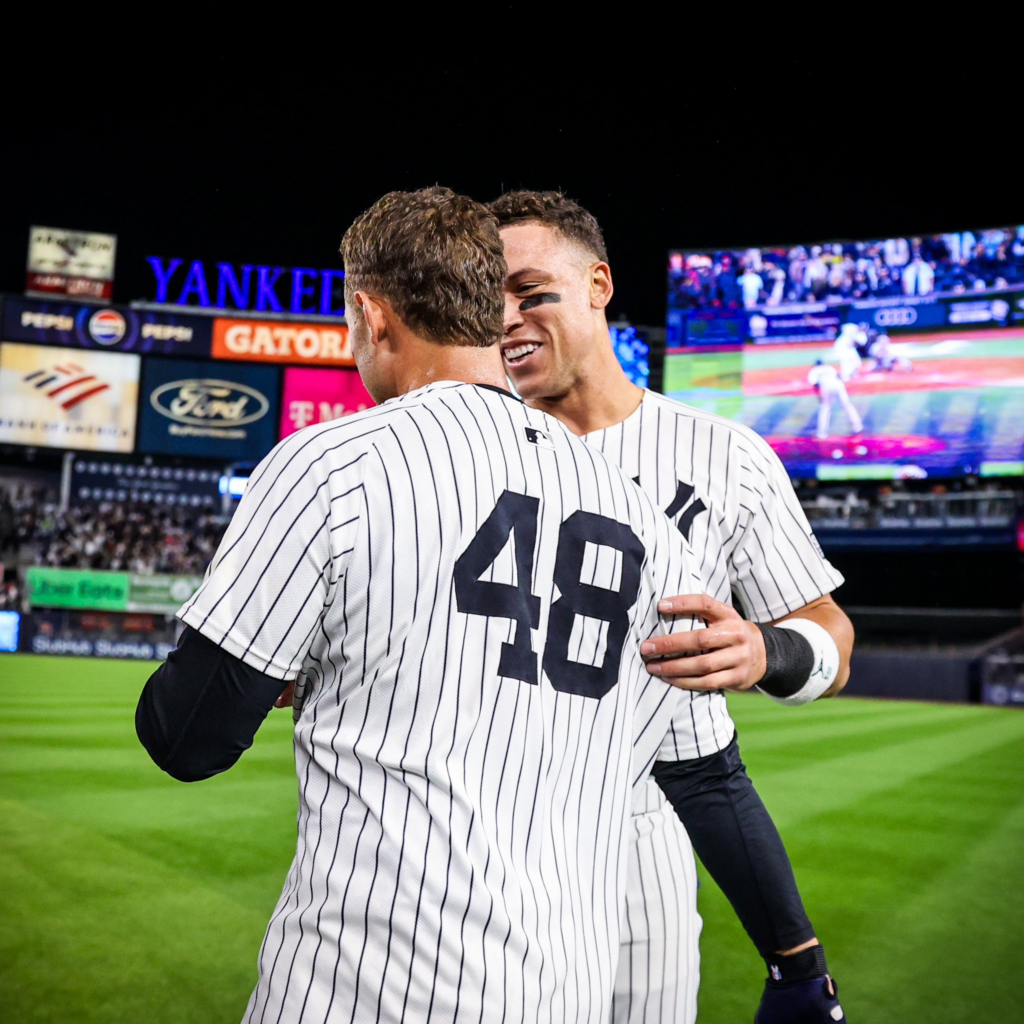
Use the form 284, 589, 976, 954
454, 489, 645, 700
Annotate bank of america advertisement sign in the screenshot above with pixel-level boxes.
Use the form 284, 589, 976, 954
138, 358, 279, 460
0, 343, 139, 452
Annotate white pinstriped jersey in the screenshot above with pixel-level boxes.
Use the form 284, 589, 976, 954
583, 390, 843, 811
180, 381, 702, 1024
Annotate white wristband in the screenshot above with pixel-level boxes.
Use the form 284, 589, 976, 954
758, 617, 840, 707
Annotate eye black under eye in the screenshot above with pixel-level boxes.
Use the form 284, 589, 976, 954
519, 292, 562, 312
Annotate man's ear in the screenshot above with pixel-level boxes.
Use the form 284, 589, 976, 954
589, 262, 614, 310
354, 291, 390, 345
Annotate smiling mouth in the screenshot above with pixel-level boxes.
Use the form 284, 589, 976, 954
503, 343, 540, 366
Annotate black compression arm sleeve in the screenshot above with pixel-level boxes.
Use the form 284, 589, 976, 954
652, 736, 815, 957
135, 626, 288, 782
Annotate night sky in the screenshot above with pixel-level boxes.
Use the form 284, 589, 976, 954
2, 66, 1016, 327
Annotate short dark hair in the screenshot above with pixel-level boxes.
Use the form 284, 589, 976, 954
487, 190, 608, 264
341, 186, 505, 348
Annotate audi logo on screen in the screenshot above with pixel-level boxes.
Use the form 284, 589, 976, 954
874, 307, 918, 328
150, 379, 269, 427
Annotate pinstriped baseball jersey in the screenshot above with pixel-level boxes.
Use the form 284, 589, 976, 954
583, 389, 844, 785
180, 381, 701, 1024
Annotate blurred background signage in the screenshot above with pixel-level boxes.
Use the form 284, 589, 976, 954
27, 226, 117, 302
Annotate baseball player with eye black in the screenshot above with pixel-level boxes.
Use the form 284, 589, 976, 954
136, 187, 729, 1023
490, 190, 854, 1024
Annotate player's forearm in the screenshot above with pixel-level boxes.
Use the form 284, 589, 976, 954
773, 594, 854, 696
652, 738, 816, 958
135, 627, 285, 782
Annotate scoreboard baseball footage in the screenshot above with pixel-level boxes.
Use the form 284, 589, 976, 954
665, 225, 1024, 480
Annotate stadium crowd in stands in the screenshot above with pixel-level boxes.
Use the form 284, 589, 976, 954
668, 226, 1024, 310
0, 489, 228, 576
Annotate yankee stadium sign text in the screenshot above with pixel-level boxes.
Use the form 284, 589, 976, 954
145, 257, 346, 317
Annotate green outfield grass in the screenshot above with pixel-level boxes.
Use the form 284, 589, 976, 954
1, 655, 1023, 1023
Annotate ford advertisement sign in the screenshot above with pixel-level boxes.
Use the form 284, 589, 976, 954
3, 296, 212, 357
139, 359, 279, 460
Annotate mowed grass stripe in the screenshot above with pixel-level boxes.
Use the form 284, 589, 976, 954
855, 795, 1024, 1022
697, 703, 1024, 1024
3, 654, 1024, 1024
743, 710, 1024, 830
731, 705, 986, 771
0, 798, 271, 1024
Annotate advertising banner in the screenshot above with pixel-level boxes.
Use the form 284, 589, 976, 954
70, 457, 221, 507
844, 297, 947, 333
17, 609, 180, 659
127, 574, 203, 613
212, 318, 352, 366
3, 296, 211, 357
947, 297, 1012, 327
279, 366, 374, 439
749, 309, 841, 344
27, 568, 130, 611
675, 309, 747, 347
26, 567, 202, 614
26, 226, 116, 301
0, 342, 139, 452
138, 358, 279, 460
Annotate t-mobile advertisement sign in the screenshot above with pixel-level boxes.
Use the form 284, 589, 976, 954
279, 367, 374, 440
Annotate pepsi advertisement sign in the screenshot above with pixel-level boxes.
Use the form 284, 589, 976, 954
2, 297, 211, 357
138, 359, 279, 460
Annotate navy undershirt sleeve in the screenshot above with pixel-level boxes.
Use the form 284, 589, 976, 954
652, 735, 816, 957
135, 626, 288, 782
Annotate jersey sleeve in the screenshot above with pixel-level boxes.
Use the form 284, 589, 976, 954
728, 433, 844, 623
178, 431, 367, 680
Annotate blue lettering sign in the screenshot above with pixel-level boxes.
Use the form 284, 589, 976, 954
319, 269, 345, 316
145, 258, 346, 316
290, 268, 318, 315
177, 260, 210, 306
147, 257, 183, 303
216, 263, 252, 309
255, 266, 284, 313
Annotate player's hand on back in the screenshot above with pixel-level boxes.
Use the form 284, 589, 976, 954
641, 594, 767, 692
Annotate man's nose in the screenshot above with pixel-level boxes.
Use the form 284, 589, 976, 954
503, 296, 524, 335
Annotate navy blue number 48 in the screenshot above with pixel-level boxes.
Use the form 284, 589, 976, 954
454, 490, 645, 700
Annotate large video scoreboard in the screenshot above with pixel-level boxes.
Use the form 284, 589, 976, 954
663, 226, 1024, 480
